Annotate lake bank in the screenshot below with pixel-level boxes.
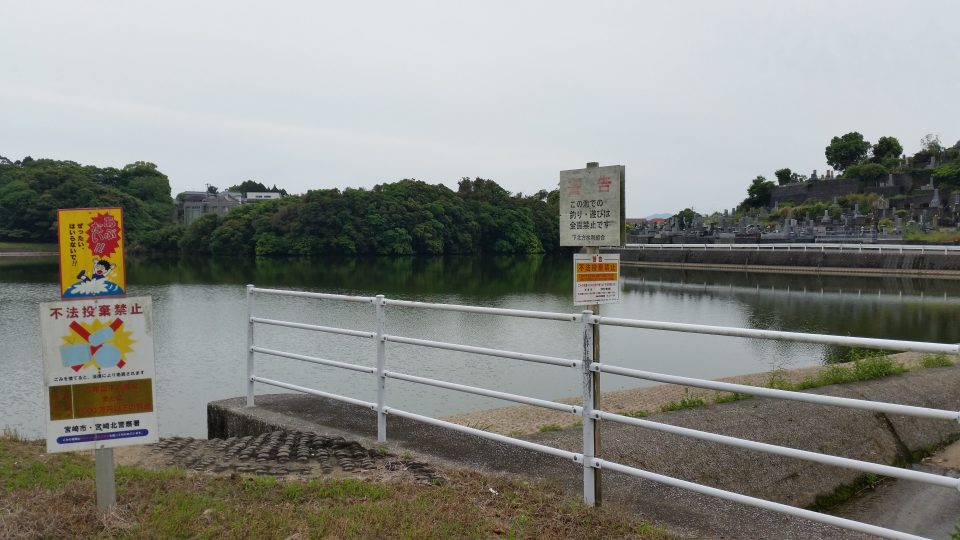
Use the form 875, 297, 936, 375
615, 246, 960, 278
440, 352, 951, 435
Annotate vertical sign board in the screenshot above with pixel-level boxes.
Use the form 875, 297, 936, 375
559, 165, 625, 247
574, 253, 620, 305
39, 296, 158, 452
57, 208, 126, 300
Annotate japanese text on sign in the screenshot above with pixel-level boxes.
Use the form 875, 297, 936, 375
40, 296, 158, 453
573, 253, 620, 306
559, 165, 624, 247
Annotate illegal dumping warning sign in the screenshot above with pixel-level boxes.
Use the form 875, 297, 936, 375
574, 253, 620, 306
57, 208, 126, 300
39, 296, 158, 452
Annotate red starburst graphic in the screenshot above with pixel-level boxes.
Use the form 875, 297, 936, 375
86, 213, 121, 257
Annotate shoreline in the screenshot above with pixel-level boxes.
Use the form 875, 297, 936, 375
440, 352, 934, 436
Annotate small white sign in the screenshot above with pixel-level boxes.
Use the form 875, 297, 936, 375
573, 253, 620, 306
559, 165, 624, 247
39, 296, 159, 453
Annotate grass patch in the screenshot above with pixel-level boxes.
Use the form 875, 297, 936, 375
904, 230, 960, 243
538, 423, 564, 433
0, 436, 668, 539
920, 353, 955, 369
621, 410, 649, 418
713, 392, 752, 404
771, 353, 907, 392
658, 395, 706, 413
809, 473, 884, 511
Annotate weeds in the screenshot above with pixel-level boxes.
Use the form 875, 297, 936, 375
0, 437, 667, 539
538, 424, 563, 433
658, 395, 706, 413
713, 392, 752, 404
621, 410, 649, 418
920, 353, 955, 369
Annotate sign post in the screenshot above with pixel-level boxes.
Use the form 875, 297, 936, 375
45, 206, 155, 511
559, 162, 625, 506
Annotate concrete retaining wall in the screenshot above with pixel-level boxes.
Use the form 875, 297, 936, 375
616, 247, 960, 276
209, 366, 960, 509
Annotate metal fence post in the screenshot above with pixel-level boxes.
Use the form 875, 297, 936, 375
581, 309, 597, 507
246, 284, 255, 407
375, 295, 387, 442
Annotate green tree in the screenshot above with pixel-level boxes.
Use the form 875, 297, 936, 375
741, 176, 775, 209
774, 168, 793, 185
672, 208, 700, 227
825, 132, 871, 171
872, 136, 903, 162
843, 163, 888, 185
932, 163, 960, 190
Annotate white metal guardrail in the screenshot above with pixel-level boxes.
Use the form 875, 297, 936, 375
244, 285, 960, 540
624, 242, 960, 254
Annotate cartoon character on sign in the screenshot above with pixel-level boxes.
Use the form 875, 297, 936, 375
64, 258, 124, 298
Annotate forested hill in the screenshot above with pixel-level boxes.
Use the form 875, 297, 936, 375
0, 156, 174, 245
0, 156, 561, 256
180, 178, 560, 257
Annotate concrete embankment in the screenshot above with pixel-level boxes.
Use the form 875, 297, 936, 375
209, 365, 960, 538
614, 246, 960, 276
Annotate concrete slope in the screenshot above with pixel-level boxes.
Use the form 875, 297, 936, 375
209, 365, 960, 539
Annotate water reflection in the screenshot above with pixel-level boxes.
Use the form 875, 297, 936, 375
3, 256, 958, 439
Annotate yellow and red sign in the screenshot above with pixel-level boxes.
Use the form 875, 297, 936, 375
573, 253, 620, 305
57, 208, 126, 299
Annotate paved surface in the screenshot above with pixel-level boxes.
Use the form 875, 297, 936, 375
210, 366, 960, 539
833, 443, 960, 540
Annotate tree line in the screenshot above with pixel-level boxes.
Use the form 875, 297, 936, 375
0, 155, 562, 257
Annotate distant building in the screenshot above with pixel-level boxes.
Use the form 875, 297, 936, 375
244, 192, 281, 202
175, 191, 243, 225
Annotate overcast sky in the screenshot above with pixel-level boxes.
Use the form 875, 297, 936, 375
2, 1, 958, 217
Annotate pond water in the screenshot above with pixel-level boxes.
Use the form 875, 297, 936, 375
3, 254, 959, 439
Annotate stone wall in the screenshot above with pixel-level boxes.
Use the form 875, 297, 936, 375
615, 247, 960, 275
770, 179, 861, 205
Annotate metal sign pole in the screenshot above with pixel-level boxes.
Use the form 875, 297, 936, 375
95, 447, 116, 510
584, 161, 602, 505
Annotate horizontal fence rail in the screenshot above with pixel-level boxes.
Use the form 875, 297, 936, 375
624, 242, 960, 254
244, 285, 960, 539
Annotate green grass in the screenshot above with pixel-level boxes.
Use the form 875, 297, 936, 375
658, 395, 706, 413
538, 423, 564, 433
0, 435, 668, 539
621, 410, 649, 418
904, 230, 960, 243
920, 353, 955, 369
713, 392, 752, 404
770, 352, 907, 392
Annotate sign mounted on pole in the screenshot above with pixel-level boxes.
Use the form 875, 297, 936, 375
573, 253, 620, 306
57, 208, 126, 300
39, 296, 158, 453
559, 165, 625, 247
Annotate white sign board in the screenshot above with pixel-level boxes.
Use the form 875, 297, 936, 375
40, 296, 158, 453
559, 165, 625, 247
574, 253, 620, 305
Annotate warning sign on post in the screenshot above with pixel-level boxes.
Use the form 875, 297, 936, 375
573, 253, 620, 306
559, 165, 625, 247
57, 208, 126, 300
40, 296, 158, 453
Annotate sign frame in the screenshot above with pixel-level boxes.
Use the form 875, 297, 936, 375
57, 207, 126, 300
559, 165, 626, 247
40, 296, 159, 453
573, 253, 620, 306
